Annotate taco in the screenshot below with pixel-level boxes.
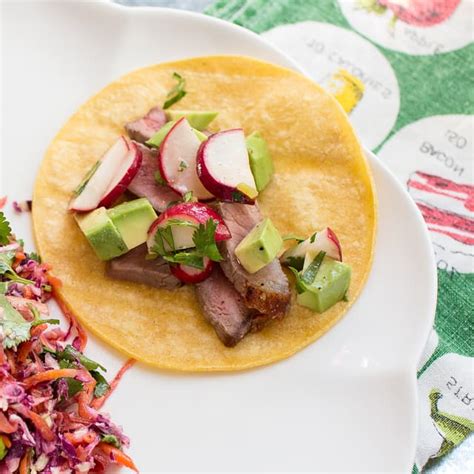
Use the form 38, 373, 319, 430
32, 56, 376, 371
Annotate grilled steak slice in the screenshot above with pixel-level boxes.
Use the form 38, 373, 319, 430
106, 244, 181, 290
125, 106, 167, 143
216, 202, 291, 319
196, 266, 252, 347
127, 142, 180, 212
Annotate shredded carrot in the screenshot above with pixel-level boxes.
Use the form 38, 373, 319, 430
0, 196, 7, 210
19, 450, 30, 474
31, 323, 48, 337
13, 251, 26, 268
47, 272, 62, 288
0, 411, 16, 434
23, 368, 80, 389
17, 341, 34, 363
91, 359, 135, 410
23, 285, 33, 299
98, 442, 139, 472
52, 285, 87, 351
77, 392, 95, 421
0, 434, 11, 448
0, 345, 5, 365
27, 410, 55, 442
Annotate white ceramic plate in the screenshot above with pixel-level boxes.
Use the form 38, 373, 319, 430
1, 1, 437, 472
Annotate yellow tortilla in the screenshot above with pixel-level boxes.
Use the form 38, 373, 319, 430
33, 56, 376, 371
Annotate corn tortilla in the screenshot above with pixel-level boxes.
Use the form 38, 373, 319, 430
33, 56, 376, 371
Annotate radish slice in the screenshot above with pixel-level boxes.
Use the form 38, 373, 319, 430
69, 136, 133, 212
170, 258, 214, 284
281, 227, 343, 269
146, 202, 231, 254
99, 141, 142, 207
159, 118, 213, 200
196, 128, 258, 204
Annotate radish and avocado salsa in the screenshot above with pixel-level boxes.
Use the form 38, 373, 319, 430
69, 70, 352, 340
33, 56, 375, 368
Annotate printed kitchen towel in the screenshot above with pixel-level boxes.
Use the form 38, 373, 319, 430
206, 0, 474, 471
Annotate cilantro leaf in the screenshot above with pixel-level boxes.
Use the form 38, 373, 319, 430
300, 251, 326, 286
0, 252, 35, 286
0, 212, 12, 245
0, 282, 9, 294
163, 72, 187, 109
193, 220, 222, 262
91, 370, 110, 398
164, 251, 204, 269
101, 434, 121, 448
28, 252, 41, 263
178, 160, 188, 172
57, 344, 106, 372
0, 252, 15, 275
285, 255, 305, 271
288, 267, 309, 294
0, 294, 32, 349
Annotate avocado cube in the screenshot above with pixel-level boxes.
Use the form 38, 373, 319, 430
146, 121, 176, 148
235, 218, 283, 274
297, 258, 351, 313
107, 198, 157, 250
165, 110, 218, 130
75, 207, 128, 261
246, 132, 274, 192
147, 121, 207, 148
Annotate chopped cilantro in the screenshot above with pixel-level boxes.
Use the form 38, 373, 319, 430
91, 370, 110, 398
288, 267, 309, 294
178, 160, 188, 172
0, 212, 12, 245
183, 191, 195, 203
0, 252, 35, 286
73, 161, 100, 196
101, 434, 121, 448
231, 191, 245, 203
28, 252, 42, 263
309, 232, 317, 243
58, 344, 106, 372
154, 170, 167, 186
163, 72, 187, 109
0, 294, 31, 349
164, 251, 205, 269
192, 219, 222, 262
301, 251, 326, 286
285, 255, 305, 271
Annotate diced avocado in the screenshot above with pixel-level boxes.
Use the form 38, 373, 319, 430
246, 131, 274, 192
107, 198, 157, 250
165, 110, 218, 130
146, 121, 176, 148
235, 218, 283, 274
193, 129, 208, 142
147, 121, 208, 148
75, 208, 128, 261
297, 258, 351, 313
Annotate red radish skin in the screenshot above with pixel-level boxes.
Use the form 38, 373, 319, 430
196, 129, 257, 204
158, 118, 214, 200
379, 0, 460, 27
69, 136, 132, 212
99, 142, 143, 207
324, 227, 343, 261
170, 258, 214, 284
150, 202, 231, 241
